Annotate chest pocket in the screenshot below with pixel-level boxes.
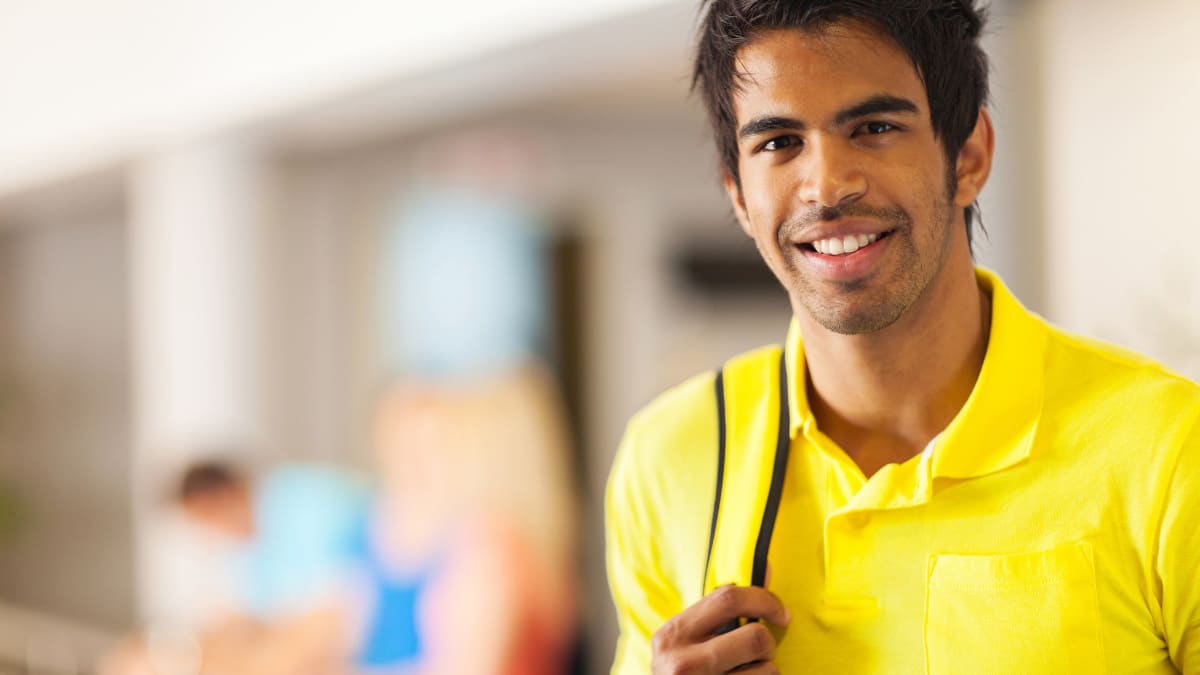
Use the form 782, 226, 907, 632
924, 541, 1105, 674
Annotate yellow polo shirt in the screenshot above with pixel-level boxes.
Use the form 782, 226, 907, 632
606, 268, 1200, 673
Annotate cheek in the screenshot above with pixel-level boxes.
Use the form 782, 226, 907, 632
891, 157, 950, 219
741, 170, 790, 235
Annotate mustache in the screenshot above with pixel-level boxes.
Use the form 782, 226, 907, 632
778, 202, 911, 242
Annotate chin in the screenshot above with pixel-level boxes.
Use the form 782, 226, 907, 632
816, 310, 903, 335
801, 292, 910, 336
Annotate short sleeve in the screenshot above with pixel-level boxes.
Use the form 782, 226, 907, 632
1159, 412, 1200, 673
606, 419, 685, 675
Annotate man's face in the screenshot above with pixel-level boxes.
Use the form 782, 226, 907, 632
183, 486, 255, 540
725, 22, 970, 335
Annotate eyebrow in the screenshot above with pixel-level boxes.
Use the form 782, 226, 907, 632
737, 94, 921, 141
833, 95, 919, 126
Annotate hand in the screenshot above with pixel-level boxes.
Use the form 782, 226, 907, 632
651, 585, 790, 674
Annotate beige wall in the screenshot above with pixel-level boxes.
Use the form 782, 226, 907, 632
0, 215, 134, 630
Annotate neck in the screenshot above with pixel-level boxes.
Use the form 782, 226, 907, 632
376, 490, 461, 565
797, 252, 990, 475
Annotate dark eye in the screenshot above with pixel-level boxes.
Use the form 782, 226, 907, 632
860, 121, 896, 135
760, 135, 801, 152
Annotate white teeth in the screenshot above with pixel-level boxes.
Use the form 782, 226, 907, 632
811, 232, 882, 256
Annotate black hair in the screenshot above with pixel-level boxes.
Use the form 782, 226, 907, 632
176, 460, 245, 503
693, 0, 990, 247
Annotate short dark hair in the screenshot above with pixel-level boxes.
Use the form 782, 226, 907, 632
693, 0, 990, 247
176, 461, 245, 503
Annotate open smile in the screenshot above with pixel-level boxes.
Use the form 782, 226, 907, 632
796, 229, 895, 280
800, 229, 894, 256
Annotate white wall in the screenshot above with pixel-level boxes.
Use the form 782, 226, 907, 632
128, 139, 273, 623
974, 0, 1046, 310
1036, 0, 1200, 380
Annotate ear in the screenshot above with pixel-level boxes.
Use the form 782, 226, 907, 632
953, 107, 995, 208
722, 170, 755, 238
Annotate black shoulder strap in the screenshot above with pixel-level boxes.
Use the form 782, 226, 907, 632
752, 354, 791, 587
702, 369, 728, 596
703, 351, 790, 596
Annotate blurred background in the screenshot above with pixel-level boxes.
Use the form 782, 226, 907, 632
0, 0, 1198, 673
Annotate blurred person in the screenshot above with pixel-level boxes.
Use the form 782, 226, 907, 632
358, 127, 578, 674
101, 459, 372, 675
174, 461, 371, 628
606, 1, 1200, 673
355, 367, 576, 675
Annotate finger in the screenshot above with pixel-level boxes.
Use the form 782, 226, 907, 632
729, 660, 780, 675
699, 622, 777, 673
679, 585, 789, 639
654, 621, 777, 675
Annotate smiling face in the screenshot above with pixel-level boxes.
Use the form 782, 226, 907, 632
725, 22, 986, 335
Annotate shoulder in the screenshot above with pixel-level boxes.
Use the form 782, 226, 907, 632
606, 347, 775, 605
1038, 327, 1200, 490
612, 345, 782, 485
264, 463, 368, 492
1042, 325, 1200, 435
258, 465, 373, 545
608, 368, 720, 508
608, 344, 783, 520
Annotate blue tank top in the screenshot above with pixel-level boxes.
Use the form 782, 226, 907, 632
352, 514, 441, 668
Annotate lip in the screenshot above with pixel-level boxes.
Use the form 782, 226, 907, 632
796, 229, 893, 281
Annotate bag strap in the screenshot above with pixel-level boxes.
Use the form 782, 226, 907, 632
753, 353, 791, 586
702, 349, 791, 598
701, 368, 728, 597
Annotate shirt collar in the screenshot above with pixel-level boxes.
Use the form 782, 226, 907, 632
785, 267, 1047, 479
931, 268, 1047, 478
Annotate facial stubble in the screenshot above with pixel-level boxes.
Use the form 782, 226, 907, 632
779, 187, 957, 336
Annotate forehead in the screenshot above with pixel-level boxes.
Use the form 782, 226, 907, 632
731, 22, 928, 121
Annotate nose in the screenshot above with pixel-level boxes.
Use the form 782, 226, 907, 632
797, 137, 866, 209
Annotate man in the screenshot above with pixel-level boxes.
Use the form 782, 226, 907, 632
605, 1, 1200, 673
